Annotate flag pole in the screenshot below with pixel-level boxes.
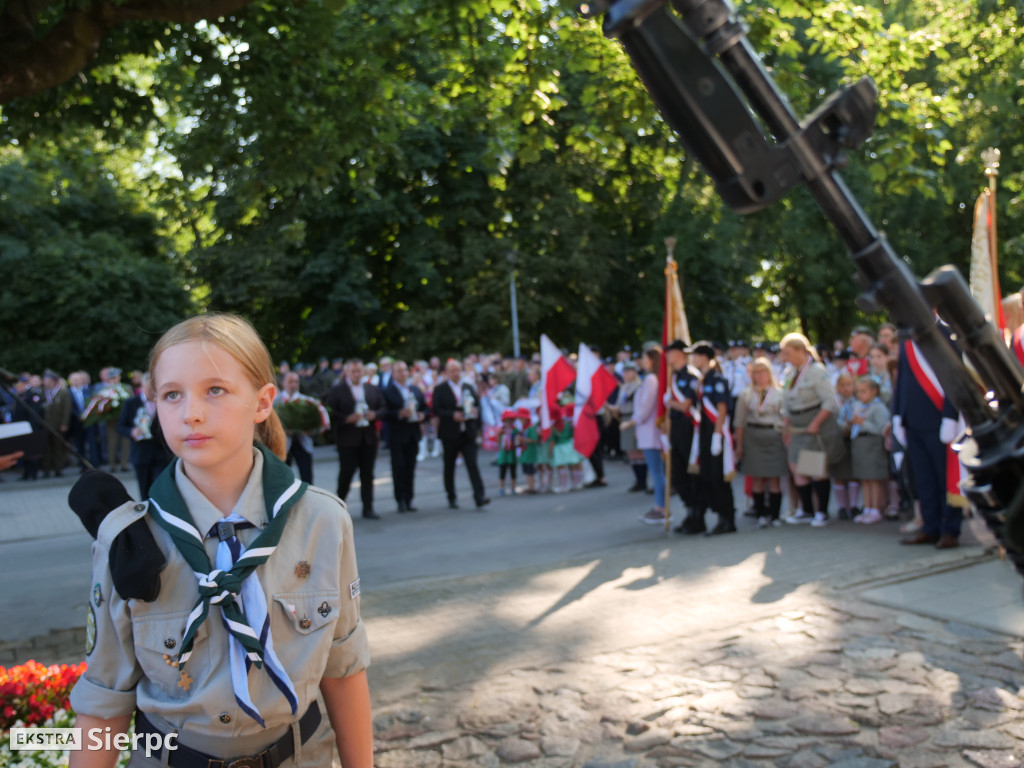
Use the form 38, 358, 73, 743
982, 147, 1004, 335
663, 235, 677, 533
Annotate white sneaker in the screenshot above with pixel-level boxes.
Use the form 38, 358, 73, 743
770, 518, 783, 527
785, 509, 814, 525
756, 516, 770, 529
810, 511, 830, 527
639, 509, 666, 525
856, 508, 883, 525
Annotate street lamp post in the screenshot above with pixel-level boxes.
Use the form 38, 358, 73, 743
508, 251, 521, 358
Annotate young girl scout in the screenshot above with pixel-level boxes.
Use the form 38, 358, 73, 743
69, 314, 372, 768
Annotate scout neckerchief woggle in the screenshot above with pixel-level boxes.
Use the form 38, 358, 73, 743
148, 443, 304, 727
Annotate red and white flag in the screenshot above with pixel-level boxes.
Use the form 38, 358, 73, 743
574, 343, 618, 457
540, 334, 576, 438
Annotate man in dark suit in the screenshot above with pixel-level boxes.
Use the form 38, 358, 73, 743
433, 359, 489, 510
116, 374, 172, 497
382, 360, 428, 513
326, 358, 386, 519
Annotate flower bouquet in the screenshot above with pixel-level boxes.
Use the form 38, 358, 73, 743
81, 387, 128, 427
275, 399, 325, 433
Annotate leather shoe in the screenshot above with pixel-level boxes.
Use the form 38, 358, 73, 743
705, 521, 737, 537
448, 500, 459, 510
475, 497, 491, 509
674, 518, 706, 535
362, 510, 382, 520
900, 532, 938, 545
406, 504, 418, 512
397, 502, 409, 513
586, 479, 607, 488
935, 534, 959, 549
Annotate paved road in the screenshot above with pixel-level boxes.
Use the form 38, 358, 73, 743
1, 451, 671, 646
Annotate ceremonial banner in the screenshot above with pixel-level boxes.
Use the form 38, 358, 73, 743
540, 334, 576, 439
658, 255, 692, 421
574, 344, 618, 457
969, 189, 1006, 329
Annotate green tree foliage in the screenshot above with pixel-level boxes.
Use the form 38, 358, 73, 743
2, 0, 1023, 369
0, 147, 193, 372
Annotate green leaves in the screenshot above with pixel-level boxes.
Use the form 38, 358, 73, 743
3, 0, 1024, 366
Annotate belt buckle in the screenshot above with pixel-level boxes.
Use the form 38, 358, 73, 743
225, 757, 262, 768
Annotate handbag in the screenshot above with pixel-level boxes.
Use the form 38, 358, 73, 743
795, 435, 828, 477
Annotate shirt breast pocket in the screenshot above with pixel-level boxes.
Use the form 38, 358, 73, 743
131, 610, 209, 700
272, 591, 340, 699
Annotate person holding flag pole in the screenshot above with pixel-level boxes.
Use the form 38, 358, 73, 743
659, 237, 695, 533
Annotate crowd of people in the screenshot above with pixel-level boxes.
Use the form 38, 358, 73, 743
0, 321, 966, 550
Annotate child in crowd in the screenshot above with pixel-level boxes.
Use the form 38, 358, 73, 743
496, 409, 520, 495
850, 376, 891, 524
552, 404, 584, 492
69, 313, 372, 768
868, 343, 893, 406
518, 408, 539, 494
833, 373, 859, 519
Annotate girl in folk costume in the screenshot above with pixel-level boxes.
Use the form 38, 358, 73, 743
518, 408, 540, 494
496, 409, 520, 496
69, 314, 372, 768
552, 403, 584, 492
732, 359, 786, 528
780, 332, 847, 527
610, 361, 647, 492
833, 373, 860, 520
682, 342, 737, 536
849, 376, 891, 524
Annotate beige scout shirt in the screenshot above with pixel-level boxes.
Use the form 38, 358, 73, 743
781, 361, 838, 418
733, 385, 784, 429
70, 449, 370, 750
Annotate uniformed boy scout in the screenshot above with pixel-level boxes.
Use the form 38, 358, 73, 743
69, 314, 372, 768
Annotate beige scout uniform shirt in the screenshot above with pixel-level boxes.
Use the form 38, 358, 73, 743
781, 361, 838, 418
70, 449, 370, 760
733, 386, 785, 429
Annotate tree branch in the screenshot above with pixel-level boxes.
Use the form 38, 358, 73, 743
0, 0, 259, 105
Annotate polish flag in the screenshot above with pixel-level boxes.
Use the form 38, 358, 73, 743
540, 334, 576, 438
574, 343, 619, 457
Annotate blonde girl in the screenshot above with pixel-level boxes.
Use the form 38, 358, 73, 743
70, 314, 372, 768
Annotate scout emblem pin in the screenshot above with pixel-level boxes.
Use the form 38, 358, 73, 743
92, 583, 103, 607
295, 561, 311, 579
85, 606, 97, 656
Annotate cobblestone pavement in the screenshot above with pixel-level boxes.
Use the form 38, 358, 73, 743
367, 582, 1024, 768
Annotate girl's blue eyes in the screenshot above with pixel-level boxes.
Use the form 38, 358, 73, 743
162, 387, 226, 401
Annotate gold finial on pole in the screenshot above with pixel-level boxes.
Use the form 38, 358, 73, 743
982, 146, 1000, 182
664, 236, 677, 262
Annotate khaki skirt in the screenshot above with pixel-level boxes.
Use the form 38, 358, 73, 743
741, 425, 787, 477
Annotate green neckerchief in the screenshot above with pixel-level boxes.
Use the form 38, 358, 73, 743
147, 443, 307, 670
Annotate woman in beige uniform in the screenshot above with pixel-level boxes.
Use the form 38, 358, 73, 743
70, 314, 372, 768
779, 332, 847, 527
733, 359, 787, 527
